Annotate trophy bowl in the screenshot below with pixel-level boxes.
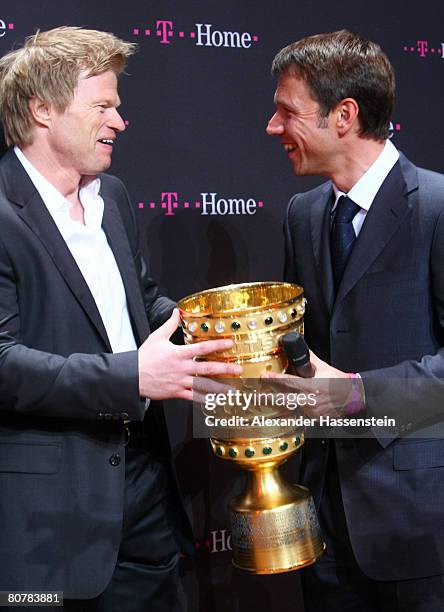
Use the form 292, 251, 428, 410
178, 282, 325, 574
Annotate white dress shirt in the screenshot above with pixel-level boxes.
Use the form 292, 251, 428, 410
331, 139, 400, 236
14, 146, 137, 354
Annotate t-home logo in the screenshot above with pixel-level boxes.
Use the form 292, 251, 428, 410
137, 191, 265, 217
403, 40, 444, 58
0, 19, 15, 37
132, 20, 259, 48
180, 529, 232, 559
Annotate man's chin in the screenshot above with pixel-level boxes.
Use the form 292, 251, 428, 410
100, 157, 113, 171
289, 156, 304, 175
291, 163, 304, 176
291, 163, 316, 177
81, 162, 111, 183
87, 160, 112, 175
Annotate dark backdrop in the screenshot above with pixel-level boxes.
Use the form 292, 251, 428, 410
1, 1, 443, 610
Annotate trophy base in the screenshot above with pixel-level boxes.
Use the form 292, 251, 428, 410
230, 484, 325, 574
232, 543, 326, 575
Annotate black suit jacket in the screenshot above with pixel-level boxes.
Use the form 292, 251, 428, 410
284, 153, 444, 580
0, 149, 187, 598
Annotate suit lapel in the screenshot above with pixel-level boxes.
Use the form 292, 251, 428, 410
19, 207, 113, 351
1, 150, 113, 349
334, 156, 417, 306
101, 198, 149, 345
310, 183, 335, 313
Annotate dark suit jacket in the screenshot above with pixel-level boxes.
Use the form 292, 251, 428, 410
0, 149, 189, 598
284, 153, 444, 581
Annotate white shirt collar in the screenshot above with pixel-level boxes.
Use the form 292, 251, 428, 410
332, 139, 399, 211
14, 146, 103, 228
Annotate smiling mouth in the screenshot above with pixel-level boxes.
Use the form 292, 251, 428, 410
98, 139, 114, 146
283, 144, 296, 153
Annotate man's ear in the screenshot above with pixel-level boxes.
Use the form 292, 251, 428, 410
28, 98, 52, 128
334, 98, 360, 136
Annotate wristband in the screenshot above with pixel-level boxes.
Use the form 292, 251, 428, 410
342, 373, 365, 415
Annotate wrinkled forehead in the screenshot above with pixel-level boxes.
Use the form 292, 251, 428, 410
72, 70, 121, 105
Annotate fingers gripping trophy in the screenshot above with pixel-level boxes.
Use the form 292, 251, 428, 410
178, 282, 325, 574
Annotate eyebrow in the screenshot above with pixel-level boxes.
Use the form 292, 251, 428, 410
94, 98, 122, 108
274, 97, 295, 112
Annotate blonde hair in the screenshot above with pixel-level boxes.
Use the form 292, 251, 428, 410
0, 26, 136, 146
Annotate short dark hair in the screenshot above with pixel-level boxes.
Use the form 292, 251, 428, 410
271, 30, 395, 140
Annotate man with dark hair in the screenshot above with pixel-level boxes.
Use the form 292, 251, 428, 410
0, 27, 241, 611
271, 30, 395, 140
266, 30, 444, 612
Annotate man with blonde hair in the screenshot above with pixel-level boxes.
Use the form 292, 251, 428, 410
0, 27, 240, 611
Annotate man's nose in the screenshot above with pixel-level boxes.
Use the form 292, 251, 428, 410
266, 113, 283, 136
109, 108, 126, 132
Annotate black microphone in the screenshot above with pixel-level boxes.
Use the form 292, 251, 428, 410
280, 332, 315, 378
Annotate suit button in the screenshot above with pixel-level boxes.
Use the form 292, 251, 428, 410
109, 454, 121, 467
321, 440, 327, 448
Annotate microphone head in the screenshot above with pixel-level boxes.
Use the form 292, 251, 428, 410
280, 332, 310, 367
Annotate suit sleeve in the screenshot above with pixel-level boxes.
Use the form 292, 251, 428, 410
0, 230, 146, 421
361, 205, 444, 440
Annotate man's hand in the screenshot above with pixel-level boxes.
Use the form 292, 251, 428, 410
263, 350, 355, 420
307, 351, 350, 380
138, 309, 242, 401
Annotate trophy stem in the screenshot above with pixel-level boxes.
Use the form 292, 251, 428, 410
229, 460, 325, 574
243, 462, 297, 508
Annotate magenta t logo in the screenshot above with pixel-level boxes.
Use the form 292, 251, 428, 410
161, 192, 178, 216
417, 40, 428, 57
156, 20, 173, 44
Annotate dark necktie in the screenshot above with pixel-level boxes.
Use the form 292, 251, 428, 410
331, 195, 361, 289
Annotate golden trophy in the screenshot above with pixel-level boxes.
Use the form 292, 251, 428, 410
178, 282, 325, 574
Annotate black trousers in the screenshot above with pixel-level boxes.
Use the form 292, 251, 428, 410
7, 445, 184, 612
301, 443, 444, 612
